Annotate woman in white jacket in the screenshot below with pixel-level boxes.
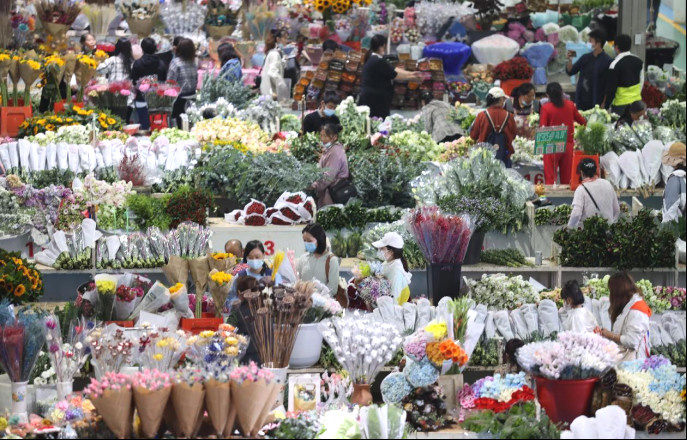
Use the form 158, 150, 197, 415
372, 232, 412, 305
260, 29, 288, 99
595, 272, 652, 361
560, 280, 597, 333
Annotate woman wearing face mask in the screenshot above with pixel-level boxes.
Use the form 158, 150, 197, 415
359, 34, 423, 119
615, 100, 647, 129
297, 223, 340, 295
372, 232, 412, 305
559, 280, 597, 333
310, 122, 350, 207
226, 240, 282, 308
260, 29, 289, 100
505, 83, 539, 139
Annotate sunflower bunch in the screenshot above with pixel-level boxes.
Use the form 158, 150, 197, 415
0, 249, 43, 305
307, 0, 362, 15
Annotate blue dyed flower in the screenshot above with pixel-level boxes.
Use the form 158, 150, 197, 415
380, 372, 412, 404
404, 357, 440, 388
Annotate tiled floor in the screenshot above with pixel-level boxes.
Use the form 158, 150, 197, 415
656, 0, 686, 70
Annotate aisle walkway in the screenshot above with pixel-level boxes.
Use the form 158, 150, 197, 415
656, 0, 686, 70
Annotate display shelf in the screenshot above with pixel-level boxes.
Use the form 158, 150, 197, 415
34, 263, 164, 275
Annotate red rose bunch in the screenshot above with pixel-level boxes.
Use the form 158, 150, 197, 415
641, 81, 667, 108
473, 386, 535, 413
493, 57, 534, 81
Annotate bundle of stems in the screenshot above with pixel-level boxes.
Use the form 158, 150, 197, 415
237, 283, 312, 368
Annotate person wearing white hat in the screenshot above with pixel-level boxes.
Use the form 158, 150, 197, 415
470, 86, 517, 167
372, 232, 412, 305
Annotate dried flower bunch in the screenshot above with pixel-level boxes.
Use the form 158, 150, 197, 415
235, 279, 313, 368
35, 0, 81, 25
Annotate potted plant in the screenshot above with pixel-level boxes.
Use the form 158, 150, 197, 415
516, 332, 620, 424
289, 291, 343, 369
493, 56, 534, 97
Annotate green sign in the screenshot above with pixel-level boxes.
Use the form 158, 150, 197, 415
534, 125, 568, 155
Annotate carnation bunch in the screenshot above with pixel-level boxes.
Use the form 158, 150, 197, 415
516, 332, 620, 380
229, 361, 275, 385
84, 372, 131, 399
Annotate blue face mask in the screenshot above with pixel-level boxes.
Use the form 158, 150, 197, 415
323, 108, 336, 117
322, 141, 332, 149
247, 259, 264, 270
304, 242, 317, 253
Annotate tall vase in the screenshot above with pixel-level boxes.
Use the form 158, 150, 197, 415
289, 323, 323, 369
10, 381, 29, 423
57, 379, 74, 401
350, 384, 373, 406
263, 363, 289, 410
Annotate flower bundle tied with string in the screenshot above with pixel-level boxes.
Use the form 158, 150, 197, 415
43, 314, 90, 400
235, 280, 313, 368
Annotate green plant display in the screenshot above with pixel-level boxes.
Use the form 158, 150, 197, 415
349, 150, 422, 208
290, 132, 321, 164
534, 204, 572, 226
316, 204, 405, 232
461, 402, 561, 439
554, 210, 677, 269
196, 72, 255, 109
126, 194, 172, 230
165, 185, 215, 228
574, 122, 612, 155
469, 338, 501, 367
480, 249, 533, 267
651, 340, 686, 368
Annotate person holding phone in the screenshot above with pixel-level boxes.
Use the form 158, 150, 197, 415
565, 29, 612, 111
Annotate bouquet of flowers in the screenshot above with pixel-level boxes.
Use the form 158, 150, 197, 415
42, 314, 90, 398
616, 356, 686, 430
406, 206, 475, 264
356, 271, 392, 310
86, 326, 135, 378
0, 250, 43, 305
84, 372, 133, 439
459, 372, 535, 413
303, 290, 343, 323
229, 361, 279, 437
517, 332, 620, 380
185, 97, 237, 124
160, 0, 206, 35
138, 79, 180, 111
235, 281, 312, 368
119, 0, 159, 37
653, 286, 686, 311
93, 274, 117, 322
87, 80, 133, 110
511, 136, 542, 164
113, 276, 146, 320
127, 281, 170, 321
467, 273, 539, 310
387, 130, 444, 162
0, 302, 46, 421
19, 57, 42, 105
319, 314, 403, 385
225, 192, 317, 226
493, 57, 534, 81
660, 99, 686, 132
45, 394, 95, 427
191, 117, 270, 153
170, 367, 205, 437
238, 96, 284, 134
35, 0, 81, 37
186, 325, 249, 379
439, 136, 474, 162
132, 369, 173, 438
450, 103, 477, 131
135, 324, 187, 372
207, 270, 233, 317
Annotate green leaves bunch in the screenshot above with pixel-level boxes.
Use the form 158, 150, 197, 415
349, 150, 422, 208
461, 402, 561, 439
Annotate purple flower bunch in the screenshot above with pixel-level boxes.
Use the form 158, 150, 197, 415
10, 183, 74, 232
643, 355, 671, 370
654, 286, 686, 310
356, 276, 392, 309
403, 332, 428, 362
505, 22, 534, 47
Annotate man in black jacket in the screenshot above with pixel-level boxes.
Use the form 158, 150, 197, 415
565, 29, 612, 111
131, 37, 167, 130
604, 34, 644, 116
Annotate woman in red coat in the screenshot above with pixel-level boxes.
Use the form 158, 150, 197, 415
540, 82, 586, 185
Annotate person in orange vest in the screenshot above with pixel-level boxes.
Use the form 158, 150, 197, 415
595, 272, 652, 361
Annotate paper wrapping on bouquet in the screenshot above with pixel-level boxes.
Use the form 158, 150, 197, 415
171, 382, 205, 438
75, 61, 96, 89
206, 25, 235, 39
522, 43, 555, 85
169, 284, 193, 319
538, 300, 560, 337
128, 281, 170, 320
91, 388, 134, 439
127, 17, 156, 38
18, 62, 41, 90
42, 22, 70, 38
207, 252, 237, 273
471, 34, 520, 66
133, 386, 172, 438
62, 53, 78, 87
208, 269, 232, 317
422, 43, 471, 76
114, 298, 137, 321
531, 10, 560, 29
188, 256, 210, 298
17, 139, 29, 173
230, 379, 279, 438
162, 255, 190, 286
204, 379, 231, 434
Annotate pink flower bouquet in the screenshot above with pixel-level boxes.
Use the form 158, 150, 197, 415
407, 206, 475, 264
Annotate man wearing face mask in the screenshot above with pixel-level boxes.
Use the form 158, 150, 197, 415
301, 91, 341, 135
372, 232, 412, 305
565, 29, 612, 112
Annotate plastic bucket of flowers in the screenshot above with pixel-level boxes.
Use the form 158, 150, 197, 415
533, 375, 599, 424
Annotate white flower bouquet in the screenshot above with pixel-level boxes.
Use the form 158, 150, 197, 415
467, 273, 539, 310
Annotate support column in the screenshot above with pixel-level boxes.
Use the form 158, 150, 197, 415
618, 0, 648, 61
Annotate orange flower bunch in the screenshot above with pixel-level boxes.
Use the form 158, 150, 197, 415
0, 250, 43, 305
426, 342, 445, 367
438, 340, 468, 366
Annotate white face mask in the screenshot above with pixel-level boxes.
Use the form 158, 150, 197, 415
377, 250, 389, 261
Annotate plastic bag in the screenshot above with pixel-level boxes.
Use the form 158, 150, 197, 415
617, 150, 645, 189
471, 34, 520, 65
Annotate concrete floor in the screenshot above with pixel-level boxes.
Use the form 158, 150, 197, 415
656, 0, 686, 70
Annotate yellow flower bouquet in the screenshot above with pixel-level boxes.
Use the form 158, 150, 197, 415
207, 269, 234, 317
0, 250, 43, 305
18, 57, 42, 105
208, 251, 237, 272
75, 54, 99, 101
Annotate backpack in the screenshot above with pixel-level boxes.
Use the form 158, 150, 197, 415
485, 110, 512, 167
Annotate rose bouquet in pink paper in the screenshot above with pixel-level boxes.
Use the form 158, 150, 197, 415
138, 79, 180, 111
406, 206, 475, 264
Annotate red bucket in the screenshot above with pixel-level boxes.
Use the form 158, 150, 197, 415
534, 376, 598, 424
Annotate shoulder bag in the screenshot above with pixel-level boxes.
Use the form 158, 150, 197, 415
326, 254, 349, 308
329, 177, 357, 204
